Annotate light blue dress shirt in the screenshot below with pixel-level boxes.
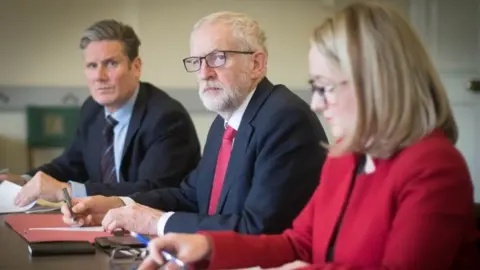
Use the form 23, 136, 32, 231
69, 87, 139, 197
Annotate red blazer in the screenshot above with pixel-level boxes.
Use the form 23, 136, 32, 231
201, 130, 480, 269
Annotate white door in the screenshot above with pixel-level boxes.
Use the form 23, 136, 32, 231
410, 0, 480, 201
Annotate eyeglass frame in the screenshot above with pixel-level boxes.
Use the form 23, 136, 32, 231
309, 77, 347, 103
182, 50, 255, 72
109, 246, 148, 270
109, 246, 188, 270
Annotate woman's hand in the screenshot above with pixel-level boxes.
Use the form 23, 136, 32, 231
138, 233, 212, 270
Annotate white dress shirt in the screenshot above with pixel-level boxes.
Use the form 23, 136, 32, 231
120, 88, 256, 236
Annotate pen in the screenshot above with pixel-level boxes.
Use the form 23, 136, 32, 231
130, 231, 185, 267
62, 187, 76, 222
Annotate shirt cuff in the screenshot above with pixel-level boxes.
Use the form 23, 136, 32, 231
120, 197, 136, 206
68, 181, 87, 197
157, 212, 175, 236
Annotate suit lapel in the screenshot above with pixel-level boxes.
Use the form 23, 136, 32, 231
199, 117, 224, 214
216, 124, 253, 212
120, 83, 147, 164
317, 154, 358, 255
215, 78, 275, 213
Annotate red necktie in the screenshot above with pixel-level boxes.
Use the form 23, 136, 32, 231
208, 125, 236, 215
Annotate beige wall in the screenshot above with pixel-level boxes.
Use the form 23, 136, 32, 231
0, 0, 335, 172
0, 0, 411, 172
0, 0, 333, 89
3, 0, 478, 201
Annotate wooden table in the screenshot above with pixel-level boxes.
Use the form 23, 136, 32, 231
0, 214, 113, 270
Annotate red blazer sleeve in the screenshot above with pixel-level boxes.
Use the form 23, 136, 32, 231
292, 147, 478, 270
378, 148, 476, 269
200, 144, 478, 270
200, 188, 320, 270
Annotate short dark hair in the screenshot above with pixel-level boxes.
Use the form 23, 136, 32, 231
79, 19, 141, 61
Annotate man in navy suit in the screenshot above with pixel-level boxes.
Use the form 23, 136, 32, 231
61, 12, 328, 236
3, 19, 201, 207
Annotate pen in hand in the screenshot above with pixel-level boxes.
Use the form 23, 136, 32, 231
130, 231, 185, 268
62, 187, 77, 223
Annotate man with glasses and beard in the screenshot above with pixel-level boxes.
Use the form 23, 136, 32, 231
61, 12, 328, 236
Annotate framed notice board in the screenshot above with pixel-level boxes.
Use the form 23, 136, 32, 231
26, 106, 80, 148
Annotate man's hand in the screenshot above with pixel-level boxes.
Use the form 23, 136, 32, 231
0, 173, 27, 186
61, 195, 125, 227
102, 204, 163, 235
14, 171, 68, 207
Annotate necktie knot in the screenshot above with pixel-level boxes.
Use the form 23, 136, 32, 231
103, 115, 118, 142
223, 126, 236, 142
105, 115, 118, 128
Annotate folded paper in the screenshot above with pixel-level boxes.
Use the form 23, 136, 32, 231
5, 214, 111, 243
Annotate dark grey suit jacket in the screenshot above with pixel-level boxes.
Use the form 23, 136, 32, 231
131, 77, 328, 234
30, 82, 201, 196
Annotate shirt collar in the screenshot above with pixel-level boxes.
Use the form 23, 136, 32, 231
364, 155, 376, 174
224, 88, 256, 130
104, 84, 139, 126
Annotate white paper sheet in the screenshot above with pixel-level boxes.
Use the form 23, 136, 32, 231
29, 226, 105, 232
0, 180, 37, 213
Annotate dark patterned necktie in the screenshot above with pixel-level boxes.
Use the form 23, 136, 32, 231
101, 115, 118, 183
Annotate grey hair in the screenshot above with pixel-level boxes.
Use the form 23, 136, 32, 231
79, 19, 141, 61
191, 11, 268, 55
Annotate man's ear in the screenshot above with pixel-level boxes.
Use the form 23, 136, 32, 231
250, 51, 267, 79
132, 57, 142, 78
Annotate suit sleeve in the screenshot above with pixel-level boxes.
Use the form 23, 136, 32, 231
198, 187, 320, 270
371, 147, 475, 269
128, 166, 200, 212
84, 110, 200, 196
290, 148, 478, 270
128, 118, 223, 212
164, 108, 326, 234
27, 107, 89, 182
192, 147, 478, 270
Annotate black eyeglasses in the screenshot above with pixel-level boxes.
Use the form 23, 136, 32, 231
308, 78, 338, 102
182, 50, 254, 72
109, 246, 148, 270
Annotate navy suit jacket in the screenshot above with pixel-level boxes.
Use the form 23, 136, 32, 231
131, 78, 328, 234
29, 82, 201, 196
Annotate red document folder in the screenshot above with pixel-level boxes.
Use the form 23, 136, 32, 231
4, 214, 111, 243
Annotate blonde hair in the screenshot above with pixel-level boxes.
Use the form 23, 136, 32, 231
313, 0, 457, 158
191, 11, 268, 56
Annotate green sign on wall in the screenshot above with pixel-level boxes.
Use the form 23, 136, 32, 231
27, 106, 80, 148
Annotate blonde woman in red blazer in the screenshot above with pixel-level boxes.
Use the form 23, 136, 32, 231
138, 1, 480, 269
